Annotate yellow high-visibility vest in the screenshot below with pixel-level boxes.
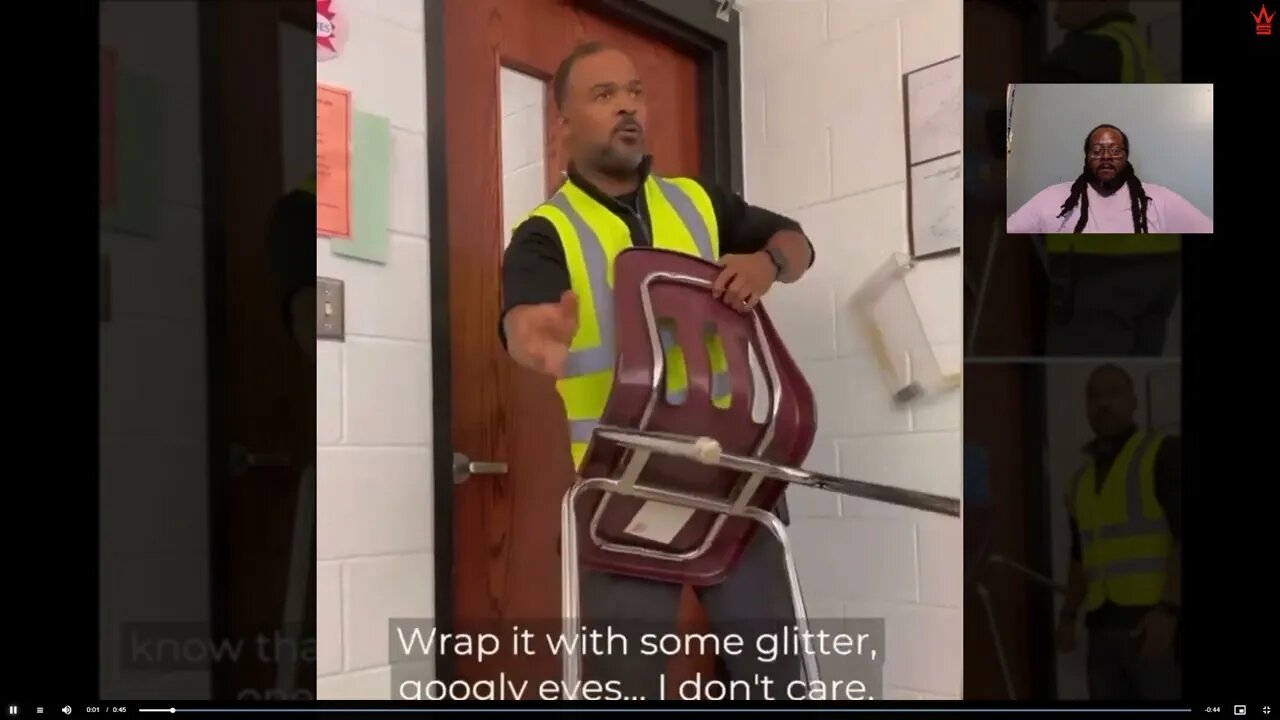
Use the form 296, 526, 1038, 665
1086, 19, 1163, 83
1069, 431, 1170, 611
1046, 21, 1169, 256
530, 175, 729, 468
1046, 235, 1181, 255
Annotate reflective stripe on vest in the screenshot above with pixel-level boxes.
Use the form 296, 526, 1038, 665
1073, 431, 1170, 610
1086, 20, 1162, 83
1045, 234, 1181, 255
530, 175, 725, 468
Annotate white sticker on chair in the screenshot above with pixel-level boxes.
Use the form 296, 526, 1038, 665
623, 501, 697, 545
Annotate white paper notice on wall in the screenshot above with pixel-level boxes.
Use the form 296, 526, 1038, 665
624, 502, 697, 545
909, 157, 963, 258
906, 55, 962, 162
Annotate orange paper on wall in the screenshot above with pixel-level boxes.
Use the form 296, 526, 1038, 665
101, 48, 117, 209
316, 84, 351, 238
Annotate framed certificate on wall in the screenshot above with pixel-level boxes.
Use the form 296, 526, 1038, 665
903, 55, 962, 260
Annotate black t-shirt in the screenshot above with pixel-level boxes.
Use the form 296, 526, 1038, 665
1068, 427, 1182, 629
499, 158, 813, 345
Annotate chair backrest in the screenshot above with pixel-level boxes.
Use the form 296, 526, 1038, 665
579, 248, 816, 553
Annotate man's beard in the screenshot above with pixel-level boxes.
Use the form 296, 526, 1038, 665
1085, 162, 1132, 195
590, 144, 644, 178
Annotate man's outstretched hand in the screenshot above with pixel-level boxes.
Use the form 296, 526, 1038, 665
505, 290, 579, 378
712, 252, 777, 312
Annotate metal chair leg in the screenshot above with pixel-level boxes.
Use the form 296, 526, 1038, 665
742, 506, 821, 688
560, 479, 590, 699
559, 481, 822, 698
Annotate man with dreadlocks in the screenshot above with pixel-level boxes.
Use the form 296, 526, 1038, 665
1006, 124, 1212, 235
1006, 124, 1202, 356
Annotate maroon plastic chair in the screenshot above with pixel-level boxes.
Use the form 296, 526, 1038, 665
573, 247, 816, 585
558, 247, 961, 693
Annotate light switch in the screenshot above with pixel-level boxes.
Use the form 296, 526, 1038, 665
317, 277, 344, 340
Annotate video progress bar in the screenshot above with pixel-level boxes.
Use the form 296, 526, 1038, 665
133, 709, 1197, 714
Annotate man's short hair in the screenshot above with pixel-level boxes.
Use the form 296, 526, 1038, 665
1086, 363, 1134, 394
552, 41, 611, 110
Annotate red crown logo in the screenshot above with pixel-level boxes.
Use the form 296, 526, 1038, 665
1254, 4, 1276, 35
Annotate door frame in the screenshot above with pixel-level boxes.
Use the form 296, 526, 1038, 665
1015, 0, 1058, 700
424, 0, 744, 683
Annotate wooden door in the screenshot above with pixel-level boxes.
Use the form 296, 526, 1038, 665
204, 1, 316, 699
443, 0, 715, 692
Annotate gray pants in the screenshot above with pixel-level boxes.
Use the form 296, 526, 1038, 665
1086, 626, 1181, 701
1046, 252, 1181, 357
580, 526, 802, 700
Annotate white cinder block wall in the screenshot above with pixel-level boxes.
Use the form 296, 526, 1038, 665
738, 0, 965, 699
314, 0, 435, 700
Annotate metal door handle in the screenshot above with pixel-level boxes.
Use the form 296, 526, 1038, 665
453, 452, 507, 484
230, 444, 292, 477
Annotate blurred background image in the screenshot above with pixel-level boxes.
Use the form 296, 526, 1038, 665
101, 0, 317, 701
964, 0, 1184, 361
1043, 361, 1180, 700
962, 0, 1186, 702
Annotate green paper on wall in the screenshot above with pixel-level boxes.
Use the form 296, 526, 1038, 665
101, 71, 161, 238
332, 110, 391, 263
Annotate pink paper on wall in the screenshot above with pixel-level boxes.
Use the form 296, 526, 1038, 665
316, 84, 351, 238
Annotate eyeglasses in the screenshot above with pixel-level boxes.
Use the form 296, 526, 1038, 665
1087, 145, 1127, 158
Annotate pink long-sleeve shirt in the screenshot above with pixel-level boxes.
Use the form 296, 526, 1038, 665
1007, 180, 1213, 234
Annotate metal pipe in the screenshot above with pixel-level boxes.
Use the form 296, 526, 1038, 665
593, 426, 961, 518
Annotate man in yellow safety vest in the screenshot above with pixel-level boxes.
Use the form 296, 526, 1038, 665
500, 42, 814, 698
1056, 364, 1182, 700
1042, 0, 1164, 84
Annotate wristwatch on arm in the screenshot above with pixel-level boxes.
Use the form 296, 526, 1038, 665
764, 247, 787, 280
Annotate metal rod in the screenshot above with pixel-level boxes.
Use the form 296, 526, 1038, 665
593, 426, 961, 518
988, 554, 1068, 595
967, 222, 1002, 355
